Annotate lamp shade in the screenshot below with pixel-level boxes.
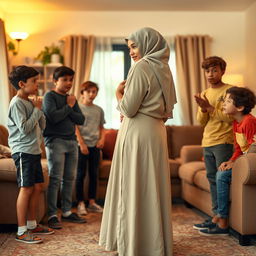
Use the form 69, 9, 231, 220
10, 32, 29, 40
222, 74, 244, 87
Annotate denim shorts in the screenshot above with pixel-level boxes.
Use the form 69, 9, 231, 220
12, 152, 44, 187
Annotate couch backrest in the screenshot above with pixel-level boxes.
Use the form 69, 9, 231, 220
166, 125, 204, 159
102, 129, 118, 160
0, 125, 47, 158
0, 125, 8, 146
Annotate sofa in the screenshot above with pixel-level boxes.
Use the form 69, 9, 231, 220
0, 125, 49, 225
97, 125, 204, 200
179, 144, 256, 245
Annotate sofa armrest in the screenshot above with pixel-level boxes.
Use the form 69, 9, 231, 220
232, 153, 256, 185
180, 145, 203, 164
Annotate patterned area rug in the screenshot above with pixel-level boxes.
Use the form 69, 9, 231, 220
1, 204, 256, 256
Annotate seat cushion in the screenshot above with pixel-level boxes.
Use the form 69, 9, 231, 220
193, 170, 210, 192
179, 161, 205, 184
169, 158, 181, 178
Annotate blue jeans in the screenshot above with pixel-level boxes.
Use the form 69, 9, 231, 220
46, 138, 78, 217
216, 169, 232, 218
203, 144, 233, 215
76, 146, 100, 201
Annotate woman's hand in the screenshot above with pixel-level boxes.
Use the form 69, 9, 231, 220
116, 80, 126, 101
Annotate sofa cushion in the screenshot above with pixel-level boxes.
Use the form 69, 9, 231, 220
179, 161, 205, 184
193, 170, 210, 192
0, 125, 8, 147
0, 158, 17, 182
0, 158, 49, 189
99, 159, 112, 179
169, 158, 181, 178
166, 125, 204, 159
102, 129, 118, 160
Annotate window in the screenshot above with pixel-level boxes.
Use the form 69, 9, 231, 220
90, 38, 130, 129
90, 37, 181, 128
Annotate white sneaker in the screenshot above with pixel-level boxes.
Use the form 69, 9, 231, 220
88, 202, 103, 213
77, 201, 87, 215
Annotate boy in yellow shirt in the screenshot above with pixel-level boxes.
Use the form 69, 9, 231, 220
193, 56, 234, 230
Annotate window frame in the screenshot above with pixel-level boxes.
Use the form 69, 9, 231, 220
112, 44, 131, 79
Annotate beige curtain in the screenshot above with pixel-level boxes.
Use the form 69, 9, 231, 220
175, 35, 211, 125
0, 19, 10, 126
62, 35, 96, 98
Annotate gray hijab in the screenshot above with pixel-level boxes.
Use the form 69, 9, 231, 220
127, 27, 177, 118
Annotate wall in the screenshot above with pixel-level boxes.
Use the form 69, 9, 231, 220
0, 7, 4, 19
4, 10, 246, 78
245, 2, 256, 91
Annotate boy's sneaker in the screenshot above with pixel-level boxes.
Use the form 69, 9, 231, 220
193, 219, 216, 230
29, 224, 55, 235
77, 201, 88, 216
48, 216, 62, 229
62, 212, 87, 223
16, 231, 43, 244
199, 225, 229, 236
87, 202, 103, 213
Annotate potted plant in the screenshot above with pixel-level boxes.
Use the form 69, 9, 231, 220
36, 44, 64, 65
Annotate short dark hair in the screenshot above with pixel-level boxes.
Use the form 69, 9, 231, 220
226, 86, 256, 115
53, 66, 75, 81
202, 56, 227, 71
9, 65, 39, 90
80, 81, 99, 94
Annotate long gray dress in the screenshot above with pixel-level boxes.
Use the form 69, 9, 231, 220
99, 28, 176, 256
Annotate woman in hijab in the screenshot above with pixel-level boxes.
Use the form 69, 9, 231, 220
99, 27, 177, 256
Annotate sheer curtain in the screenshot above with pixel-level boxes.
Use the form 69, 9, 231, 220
165, 37, 182, 125
175, 35, 211, 125
90, 37, 122, 129
62, 35, 96, 98
0, 19, 10, 126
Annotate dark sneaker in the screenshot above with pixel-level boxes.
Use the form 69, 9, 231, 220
193, 219, 216, 230
29, 224, 55, 235
48, 216, 62, 229
16, 231, 43, 244
199, 225, 229, 236
62, 212, 87, 223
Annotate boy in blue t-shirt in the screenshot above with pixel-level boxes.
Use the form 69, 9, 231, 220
75, 81, 105, 215
8, 66, 54, 244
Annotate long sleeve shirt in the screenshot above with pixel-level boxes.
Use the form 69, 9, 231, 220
230, 114, 256, 161
7, 95, 45, 155
43, 91, 85, 145
197, 84, 234, 147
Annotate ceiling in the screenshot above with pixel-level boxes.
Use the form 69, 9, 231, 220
0, 0, 256, 12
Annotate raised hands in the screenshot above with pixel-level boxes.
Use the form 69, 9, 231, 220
194, 93, 214, 113
67, 94, 76, 108
30, 96, 43, 110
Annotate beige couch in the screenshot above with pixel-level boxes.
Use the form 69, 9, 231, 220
179, 145, 256, 245
0, 125, 49, 224
97, 125, 204, 200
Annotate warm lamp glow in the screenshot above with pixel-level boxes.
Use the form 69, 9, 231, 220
10, 32, 29, 41
222, 74, 244, 87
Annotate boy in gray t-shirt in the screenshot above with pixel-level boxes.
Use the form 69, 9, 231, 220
76, 81, 105, 215
8, 66, 54, 244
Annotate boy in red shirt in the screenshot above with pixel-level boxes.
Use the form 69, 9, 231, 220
199, 86, 256, 235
